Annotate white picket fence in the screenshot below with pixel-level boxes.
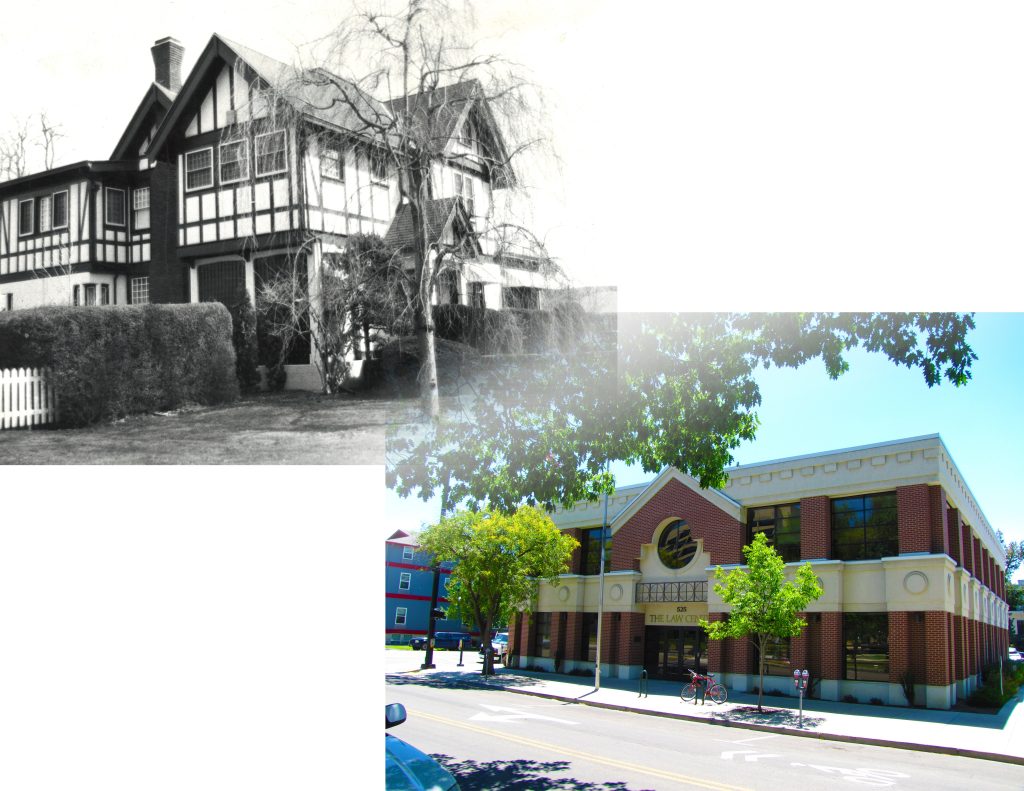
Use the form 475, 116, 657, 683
0, 368, 58, 429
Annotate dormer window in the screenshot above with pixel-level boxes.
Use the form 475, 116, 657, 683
185, 147, 214, 191
255, 130, 287, 176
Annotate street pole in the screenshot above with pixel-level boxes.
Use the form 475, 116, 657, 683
421, 563, 441, 670
595, 463, 610, 691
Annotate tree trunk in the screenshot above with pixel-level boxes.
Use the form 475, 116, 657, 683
416, 299, 440, 419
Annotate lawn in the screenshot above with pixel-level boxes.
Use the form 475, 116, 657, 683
0, 391, 402, 464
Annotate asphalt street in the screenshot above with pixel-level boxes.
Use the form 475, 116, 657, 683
385, 671, 1023, 791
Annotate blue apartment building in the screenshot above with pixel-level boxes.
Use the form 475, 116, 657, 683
385, 530, 470, 644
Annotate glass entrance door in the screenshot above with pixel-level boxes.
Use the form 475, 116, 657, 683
644, 626, 706, 679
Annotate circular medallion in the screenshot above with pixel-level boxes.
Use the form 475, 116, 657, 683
610, 584, 623, 601
558, 586, 570, 602
903, 571, 928, 595
658, 520, 697, 569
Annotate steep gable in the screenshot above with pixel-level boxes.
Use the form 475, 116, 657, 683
111, 82, 176, 160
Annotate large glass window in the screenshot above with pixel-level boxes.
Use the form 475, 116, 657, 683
581, 613, 598, 662
844, 612, 889, 681
832, 492, 898, 560
533, 612, 552, 658
658, 520, 697, 570
105, 188, 126, 226
399, 572, 411, 591
579, 527, 611, 575
18, 200, 33, 236
39, 195, 52, 232
133, 188, 151, 230
395, 607, 407, 626
220, 141, 249, 184
749, 503, 801, 562
757, 635, 791, 676
53, 191, 68, 229
130, 277, 149, 305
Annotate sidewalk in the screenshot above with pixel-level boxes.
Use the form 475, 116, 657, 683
385, 649, 1024, 765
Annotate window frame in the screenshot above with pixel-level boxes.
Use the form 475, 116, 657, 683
748, 502, 802, 563
657, 519, 698, 570
105, 187, 126, 227
369, 149, 388, 184
831, 492, 898, 561
185, 146, 215, 192
398, 572, 412, 591
73, 285, 80, 306
39, 195, 52, 233
402, 546, 414, 561
133, 187, 151, 231
758, 635, 792, 676
254, 130, 287, 177
320, 146, 344, 181
219, 140, 250, 185
130, 276, 150, 305
394, 607, 408, 626
4, 293, 12, 312
52, 190, 69, 230
843, 612, 890, 681
100, 284, 110, 306
579, 526, 612, 576
533, 612, 552, 658
83, 284, 97, 306
18, 199, 34, 237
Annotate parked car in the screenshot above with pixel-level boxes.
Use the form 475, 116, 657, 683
479, 632, 509, 663
409, 637, 427, 650
1010, 647, 1022, 662
434, 632, 474, 650
385, 703, 460, 790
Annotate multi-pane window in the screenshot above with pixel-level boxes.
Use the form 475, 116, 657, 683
39, 195, 52, 232
395, 607, 408, 626
18, 200, 33, 236
83, 284, 97, 306
831, 492, 898, 561
105, 188, 126, 226
533, 612, 552, 658
321, 146, 343, 180
580, 526, 612, 575
100, 284, 110, 305
454, 171, 475, 215
220, 140, 249, 184
185, 148, 214, 190
748, 503, 801, 563
130, 277, 149, 305
133, 188, 150, 230
399, 572, 411, 591
255, 131, 287, 176
369, 149, 388, 183
844, 612, 889, 681
53, 191, 68, 229
658, 520, 697, 570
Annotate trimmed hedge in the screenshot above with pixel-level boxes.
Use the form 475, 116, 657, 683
0, 303, 238, 426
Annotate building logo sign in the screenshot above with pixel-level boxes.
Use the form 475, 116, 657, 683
645, 604, 707, 626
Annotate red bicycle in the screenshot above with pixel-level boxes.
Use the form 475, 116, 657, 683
680, 668, 728, 704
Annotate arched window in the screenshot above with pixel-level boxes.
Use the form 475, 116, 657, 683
658, 520, 697, 570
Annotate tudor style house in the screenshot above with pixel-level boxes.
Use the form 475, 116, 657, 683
509, 435, 1011, 711
0, 35, 564, 387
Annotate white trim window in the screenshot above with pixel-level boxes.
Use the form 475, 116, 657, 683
255, 130, 287, 176
454, 171, 475, 216
105, 188, 126, 226
52, 191, 68, 229
320, 146, 343, 181
185, 147, 214, 191
369, 149, 388, 184
100, 284, 110, 305
402, 546, 414, 561
133, 187, 150, 230
131, 276, 150, 305
39, 195, 52, 232
220, 140, 249, 184
395, 607, 408, 626
399, 572, 412, 591
18, 199, 33, 236
83, 283, 97, 306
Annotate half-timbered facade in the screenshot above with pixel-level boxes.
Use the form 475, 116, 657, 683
510, 435, 1012, 711
0, 34, 565, 388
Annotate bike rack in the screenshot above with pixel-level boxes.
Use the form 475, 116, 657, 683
638, 668, 648, 698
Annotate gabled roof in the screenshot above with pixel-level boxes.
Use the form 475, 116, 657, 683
111, 82, 177, 160
608, 467, 743, 533
383, 197, 481, 256
147, 34, 391, 158
385, 79, 516, 188
0, 160, 139, 197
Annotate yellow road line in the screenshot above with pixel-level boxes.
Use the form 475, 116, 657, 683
414, 709, 751, 791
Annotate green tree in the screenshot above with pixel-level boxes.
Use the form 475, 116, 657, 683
698, 532, 824, 713
388, 312, 976, 514
418, 506, 578, 676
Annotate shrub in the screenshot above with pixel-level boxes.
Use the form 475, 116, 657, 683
968, 663, 1024, 709
0, 303, 238, 426
842, 694, 859, 704
230, 293, 261, 394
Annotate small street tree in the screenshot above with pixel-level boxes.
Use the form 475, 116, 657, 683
418, 505, 578, 676
699, 532, 824, 713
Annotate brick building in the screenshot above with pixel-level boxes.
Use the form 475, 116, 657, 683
508, 435, 1010, 710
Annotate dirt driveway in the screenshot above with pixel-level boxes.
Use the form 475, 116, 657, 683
0, 391, 403, 464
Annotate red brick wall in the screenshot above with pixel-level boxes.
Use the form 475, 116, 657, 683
819, 612, 843, 680
706, 613, 724, 674
897, 484, 932, 554
611, 477, 742, 570
924, 612, 951, 685
551, 612, 569, 667
619, 612, 646, 667
888, 611, 910, 683
928, 486, 948, 555
800, 496, 831, 559
563, 612, 582, 663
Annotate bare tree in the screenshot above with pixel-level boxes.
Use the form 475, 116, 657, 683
38, 113, 64, 171
0, 117, 31, 181
291, 0, 564, 419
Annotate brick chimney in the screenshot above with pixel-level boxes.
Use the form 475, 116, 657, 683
151, 37, 184, 93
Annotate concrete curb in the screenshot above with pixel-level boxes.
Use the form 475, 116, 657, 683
450, 676, 1024, 767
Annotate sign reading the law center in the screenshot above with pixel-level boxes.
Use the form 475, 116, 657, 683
644, 603, 708, 626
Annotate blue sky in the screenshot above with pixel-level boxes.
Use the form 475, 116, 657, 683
385, 312, 1024, 551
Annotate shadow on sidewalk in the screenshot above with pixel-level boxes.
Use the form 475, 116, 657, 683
431, 755, 643, 791
386, 670, 549, 691
706, 705, 826, 729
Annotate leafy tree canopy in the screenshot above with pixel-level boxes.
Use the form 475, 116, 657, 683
699, 532, 824, 711
387, 312, 976, 514
418, 505, 578, 675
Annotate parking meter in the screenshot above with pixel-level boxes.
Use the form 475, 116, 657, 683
793, 669, 810, 727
